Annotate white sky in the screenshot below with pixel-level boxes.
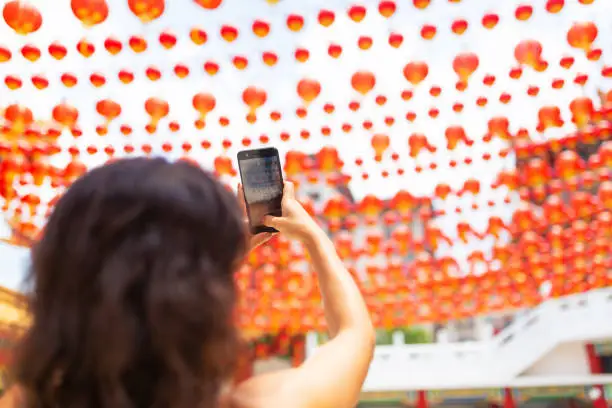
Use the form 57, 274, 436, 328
1, 0, 611, 286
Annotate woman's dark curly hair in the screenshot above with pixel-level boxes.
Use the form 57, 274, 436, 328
13, 158, 248, 408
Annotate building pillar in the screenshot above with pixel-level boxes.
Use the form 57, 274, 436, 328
503, 388, 516, 408
416, 390, 428, 408
585, 343, 607, 408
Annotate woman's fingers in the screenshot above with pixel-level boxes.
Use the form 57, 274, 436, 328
237, 183, 248, 213
283, 181, 295, 200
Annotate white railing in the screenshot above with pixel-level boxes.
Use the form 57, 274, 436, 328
306, 288, 612, 391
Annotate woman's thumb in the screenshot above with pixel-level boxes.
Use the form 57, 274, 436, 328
263, 215, 282, 229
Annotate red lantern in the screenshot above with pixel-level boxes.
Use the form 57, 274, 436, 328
4, 104, 33, 134
144, 97, 169, 127
514, 40, 543, 69
371, 134, 390, 161
403, 61, 429, 85
567, 22, 598, 51
95, 99, 122, 123
192, 93, 216, 120
569, 97, 594, 129
555, 150, 584, 181
408, 133, 435, 157
71, 0, 109, 26
445, 126, 470, 150
351, 71, 376, 95
536, 106, 564, 132
194, 0, 222, 9
2, 1, 43, 35
452, 52, 479, 81
296, 79, 321, 104
242, 87, 267, 113
127, 0, 165, 22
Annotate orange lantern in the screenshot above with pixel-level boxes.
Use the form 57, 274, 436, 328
371, 134, 390, 161
4, 104, 33, 134
452, 52, 479, 81
71, 0, 109, 26
403, 61, 429, 85
358, 195, 383, 217
95, 99, 122, 124
598, 181, 612, 209
192, 93, 216, 120
127, 0, 164, 22
555, 150, 583, 181
214, 155, 236, 177
514, 40, 543, 69
536, 106, 564, 132
445, 126, 470, 150
408, 133, 435, 157
144, 97, 169, 128
242, 86, 267, 113
2, 1, 43, 35
351, 71, 376, 95
296, 79, 321, 105
314, 146, 341, 173
194, 0, 222, 9
487, 116, 510, 140
569, 97, 594, 129
323, 195, 351, 221
567, 22, 598, 51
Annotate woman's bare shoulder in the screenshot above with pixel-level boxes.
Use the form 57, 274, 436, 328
227, 370, 300, 408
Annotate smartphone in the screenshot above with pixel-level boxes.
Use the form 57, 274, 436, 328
237, 147, 284, 234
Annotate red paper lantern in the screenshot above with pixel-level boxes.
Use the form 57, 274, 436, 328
71, 0, 109, 26
2, 1, 43, 35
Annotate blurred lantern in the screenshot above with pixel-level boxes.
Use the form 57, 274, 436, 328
514, 40, 543, 69
389, 190, 417, 216
567, 21, 598, 51
403, 62, 429, 85
297, 78, 321, 105
599, 181, 612, 209
323, 195, 351, 221
2, 1, 43, 35
347, 5, 366, 22
555, 150, 584, 181
482, 13, 499, 29
4, 104, 33, 135
445, 126, 471, 150
52, 103, 79, 128
71, 0, 109, 26
351, 71, 376, 95
358, 195, 384, 217
488, 116, 510, 140
536, 106, 563, 132
408, 133, 435, 157
194, 0, 222, 9
242, 86, 267, 113
371, 134, 390, 161
318, 9, 335, 27
144, 97, 170, 128
315, 146, 341, 173
127, 0, 165, 22
569, 97, 594, 129
214, 156, 235, 177
192, 93, 216, 120
452, 52, 479, 81
95, 99, 122, 124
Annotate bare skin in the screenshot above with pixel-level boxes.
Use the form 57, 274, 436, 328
0, 182, 375, 408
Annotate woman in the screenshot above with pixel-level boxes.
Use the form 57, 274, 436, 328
1, 158, 375, 408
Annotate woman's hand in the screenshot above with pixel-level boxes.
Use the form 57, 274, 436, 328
237, 184, 275, 251
263, 182, 320, 242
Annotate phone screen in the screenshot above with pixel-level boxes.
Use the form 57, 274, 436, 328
238, 152, 283, 233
